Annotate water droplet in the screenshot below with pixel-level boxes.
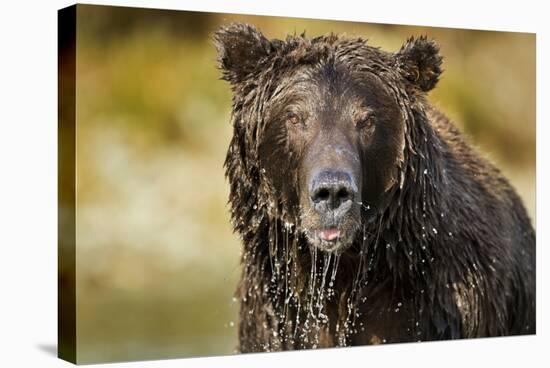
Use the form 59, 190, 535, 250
423, 169, 428, 175
432, 228, 438, 234
229, 321, 234, 327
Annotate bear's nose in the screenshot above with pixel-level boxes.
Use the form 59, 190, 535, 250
310, 170, 357, 214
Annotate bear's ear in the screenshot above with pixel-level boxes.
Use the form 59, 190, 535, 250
214, 23, 274, 85
395, 36, 443, 92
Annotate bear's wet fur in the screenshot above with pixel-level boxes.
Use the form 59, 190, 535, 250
215, 23, 535, 352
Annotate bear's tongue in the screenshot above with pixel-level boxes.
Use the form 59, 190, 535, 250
320, 228, 341, 241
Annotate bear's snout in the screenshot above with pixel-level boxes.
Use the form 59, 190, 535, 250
309, 170, 358, 220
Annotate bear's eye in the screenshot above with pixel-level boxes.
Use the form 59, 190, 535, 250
356, 113, 376, 131
286, 112, 301, 126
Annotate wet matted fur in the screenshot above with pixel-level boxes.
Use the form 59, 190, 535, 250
214, 23, 536, 352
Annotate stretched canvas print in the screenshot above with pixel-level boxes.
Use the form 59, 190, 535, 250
58, 4, 536, 364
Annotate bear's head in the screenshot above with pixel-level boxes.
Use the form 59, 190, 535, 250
215, 23, 442, 254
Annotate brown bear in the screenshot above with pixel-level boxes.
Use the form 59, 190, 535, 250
214, 23, 535, 352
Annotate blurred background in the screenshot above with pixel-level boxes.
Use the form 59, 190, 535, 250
69, 4, 535, 363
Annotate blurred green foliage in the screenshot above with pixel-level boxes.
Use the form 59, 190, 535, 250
70, 4, 535, 363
